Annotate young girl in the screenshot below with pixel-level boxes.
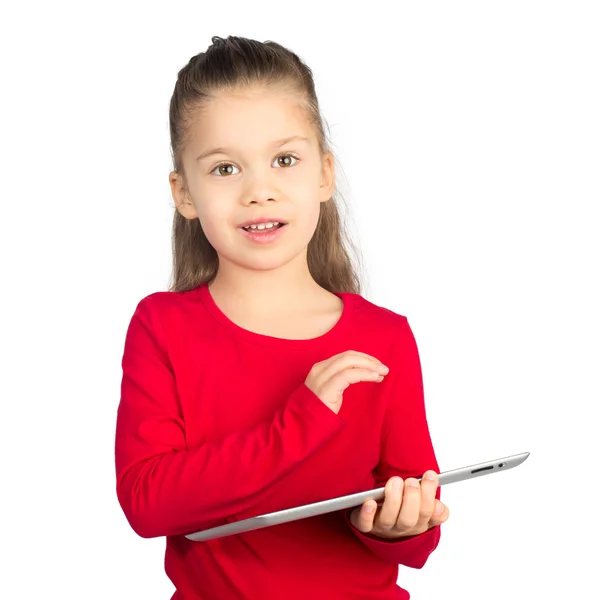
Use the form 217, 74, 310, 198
115, 35, 449, 600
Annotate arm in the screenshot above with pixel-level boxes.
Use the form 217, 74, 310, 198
115, 298, 347, 539
344, 317, 442, 568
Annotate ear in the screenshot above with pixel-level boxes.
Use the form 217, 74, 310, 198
170, 171, 198, 219
319, 151, 335, 203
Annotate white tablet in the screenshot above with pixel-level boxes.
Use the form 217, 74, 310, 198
185, 451, 529, 542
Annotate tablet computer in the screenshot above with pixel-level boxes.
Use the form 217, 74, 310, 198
185, 451, 529, 542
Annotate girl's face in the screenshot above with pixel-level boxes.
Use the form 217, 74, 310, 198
170, 85, 335, 273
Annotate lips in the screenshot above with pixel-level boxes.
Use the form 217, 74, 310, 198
237, 217, 288, 228
238, 221, 288, 244
241, 222, 285, 233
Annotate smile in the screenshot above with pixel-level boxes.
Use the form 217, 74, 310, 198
238, 222, 287, 244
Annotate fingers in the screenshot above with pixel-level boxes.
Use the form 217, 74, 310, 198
429, 498, 450, 526
330, 350, 384, 363
352, 472, 450, 537
317, 352, 389, 394
336, 354, 388, 387
393, 470, 440, 532
418, 470, 449, 526
350, 502, 378, 533
305, 350, 390, 414
377, 476, 404, 531
394, 477, 422, 530
320, 351, 388, 382
337, 367, 386, 388
414, 470, 438, 528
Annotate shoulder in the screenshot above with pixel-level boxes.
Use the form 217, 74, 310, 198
127, 286, 205, 331
122, 286, 212, 359
137, 284, 204, 311
343, 293, 422, 373
342, 291, 418, 353
345, 291, 409, 331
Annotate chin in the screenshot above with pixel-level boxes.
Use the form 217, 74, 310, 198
214, 234, 312, 273
220, 246, 306, 273
236, 256, 293, 272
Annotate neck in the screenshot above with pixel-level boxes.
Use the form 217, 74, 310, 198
208, 251, 325, 316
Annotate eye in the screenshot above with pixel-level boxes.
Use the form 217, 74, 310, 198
274, 154, 299, 168
210, 153, 300, 177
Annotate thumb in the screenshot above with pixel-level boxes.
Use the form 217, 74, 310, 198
428, 500, 449, 526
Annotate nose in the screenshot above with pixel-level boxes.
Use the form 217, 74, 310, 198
242, 168, 280, 205
244, 186, 279, 206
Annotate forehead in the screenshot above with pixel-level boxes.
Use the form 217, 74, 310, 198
189, 87, 314, 150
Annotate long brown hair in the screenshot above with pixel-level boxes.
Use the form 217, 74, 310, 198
167, 35, 364, 294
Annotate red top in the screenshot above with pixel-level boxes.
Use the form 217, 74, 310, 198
115, 282, 442, 599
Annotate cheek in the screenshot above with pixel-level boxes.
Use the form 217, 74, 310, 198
196, 204, 230, 246
301, 198, 323, 231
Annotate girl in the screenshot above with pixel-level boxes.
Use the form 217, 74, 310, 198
115, 35, 449, 600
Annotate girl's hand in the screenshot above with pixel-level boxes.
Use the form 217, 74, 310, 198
305, 350, 388, 415
349, 471, 449, 539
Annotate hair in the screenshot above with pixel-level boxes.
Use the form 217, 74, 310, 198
167, 35, 364, 294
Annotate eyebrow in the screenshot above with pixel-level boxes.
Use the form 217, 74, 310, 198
195, 135, 310, 162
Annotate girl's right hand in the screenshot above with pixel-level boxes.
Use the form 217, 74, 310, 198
304, 350, 389, 415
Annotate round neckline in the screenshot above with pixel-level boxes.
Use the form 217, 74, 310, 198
196, 281, 354, 348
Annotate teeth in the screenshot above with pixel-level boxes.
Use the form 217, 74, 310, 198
245, 221, 279, 230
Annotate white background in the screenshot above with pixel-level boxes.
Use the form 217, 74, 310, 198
1, 1, 598, 598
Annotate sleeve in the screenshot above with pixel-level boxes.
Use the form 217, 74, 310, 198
343, 316, 442, 568
115, 298, 348, 539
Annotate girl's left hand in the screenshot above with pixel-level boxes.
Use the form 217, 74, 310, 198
349, 471, 450, 539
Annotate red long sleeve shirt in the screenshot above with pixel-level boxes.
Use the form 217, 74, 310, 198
115, 282, 442, 599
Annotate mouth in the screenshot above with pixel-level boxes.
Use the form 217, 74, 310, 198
239, 220, 286, 233
237, 220, 288, 244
